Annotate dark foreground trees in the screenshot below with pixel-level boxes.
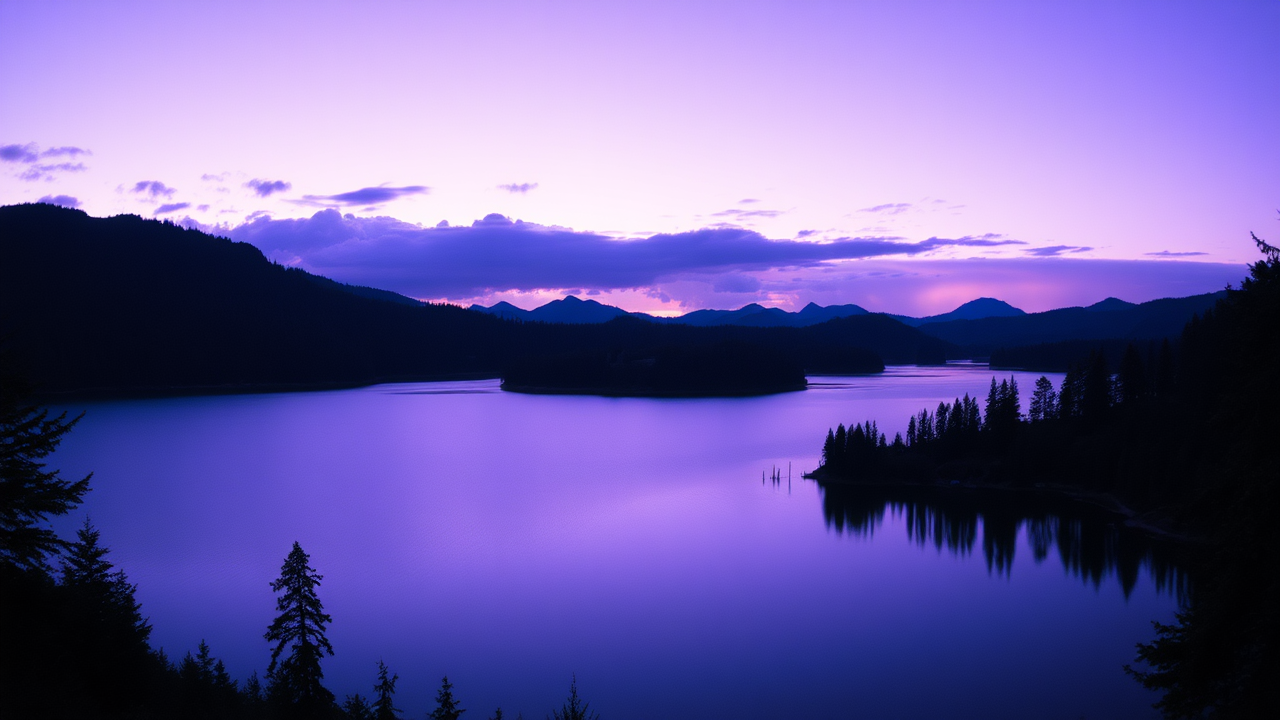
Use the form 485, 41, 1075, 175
0, 368, 91, 570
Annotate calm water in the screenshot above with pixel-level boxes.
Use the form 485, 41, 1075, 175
48, 366, 1180, 719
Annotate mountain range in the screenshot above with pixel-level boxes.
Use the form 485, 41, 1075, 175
0, 203, 1231, 395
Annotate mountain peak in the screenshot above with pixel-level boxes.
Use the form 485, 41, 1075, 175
1086, 297, 1137, 313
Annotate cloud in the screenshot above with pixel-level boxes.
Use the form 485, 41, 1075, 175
711, 208, 784, 219
37, 194, 81, 208
228, 209, 1028, 298
131, 180, 176, 198
498, 182, 538, 194
1146, 250, 1209, 258
859, 203, 913, 215
711, 274, 763, 293
738, 198, 760, 204
917, 233, 1025, 250
1, 143, 91, 180
155, 202, 191, 215
0, 143, 40, 163
293, 185, 429, 207
18, 162, 88, 182
245, 178, 292, 197
1023, 245, 1093, 257
201, 173, 228, 182
40, 146, 90, 159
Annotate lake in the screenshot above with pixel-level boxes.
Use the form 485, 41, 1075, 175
48, 365, 1181, 719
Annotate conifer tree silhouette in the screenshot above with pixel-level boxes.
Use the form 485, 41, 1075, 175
428, 675, 464, 720
0, 370, 91, 570
372, 660, 401, 719
551, 675, 599, 720
264, 541, 335, 715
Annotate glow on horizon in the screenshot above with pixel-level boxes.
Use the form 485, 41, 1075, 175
1, 1, 1276, 314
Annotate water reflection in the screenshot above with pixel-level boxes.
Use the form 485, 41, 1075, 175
816, 482, 1188, 599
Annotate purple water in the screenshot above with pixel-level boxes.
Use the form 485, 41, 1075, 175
48, 365, 1177, 718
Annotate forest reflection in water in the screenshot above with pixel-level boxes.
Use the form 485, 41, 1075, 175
814, 481, 1188, 600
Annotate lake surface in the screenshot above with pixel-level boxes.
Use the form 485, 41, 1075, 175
48, 365, 1181, 719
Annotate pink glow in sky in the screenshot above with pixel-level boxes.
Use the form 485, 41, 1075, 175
2, 1, 1275, 314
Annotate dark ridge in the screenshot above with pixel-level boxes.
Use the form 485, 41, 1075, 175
3, 203, 954, 397
915, 291, 1226, 356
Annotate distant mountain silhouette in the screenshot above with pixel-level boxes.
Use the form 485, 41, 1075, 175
891, 297, 1027, 327
918, 293, 1225, 357
469, 296, 611, 323
1085, 297, 1138, 313
473, 296, 1026, 329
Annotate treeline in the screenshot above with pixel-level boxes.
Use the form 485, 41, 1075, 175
989, 336, 1174, 373
0, 376, 598, 719
810, 234, 1280, 718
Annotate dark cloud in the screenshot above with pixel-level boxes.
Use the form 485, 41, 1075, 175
0, 143, 40, 163
155, 202, 191, 215
37, 194, 80, 208
293, 185, 429, 207
1023, 245, 1093, 257
1145, 250, 1208, 258
132, 180, 176, 198
796, 230, 818, 238
498, 182, 538, 194
859, 203, 913, 215
711, 274, 763, 293
245, 178, 292, 197
228, 209, 1025, 298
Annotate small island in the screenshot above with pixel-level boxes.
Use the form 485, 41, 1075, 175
500, 340, 811, 397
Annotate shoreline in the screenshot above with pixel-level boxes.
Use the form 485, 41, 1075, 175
31, 372, 503, 403
500, 381, 808, 399
802, 467, 1200, 544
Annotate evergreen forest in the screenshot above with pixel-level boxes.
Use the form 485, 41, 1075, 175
808, 233, 1280, 717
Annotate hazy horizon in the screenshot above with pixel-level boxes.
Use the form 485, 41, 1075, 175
2, 1, 1274, 314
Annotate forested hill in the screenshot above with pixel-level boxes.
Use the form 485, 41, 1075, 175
0, 204, 952, 396
0, 204, 514, 393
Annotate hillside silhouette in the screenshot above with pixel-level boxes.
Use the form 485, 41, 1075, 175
1, 204, 952, 396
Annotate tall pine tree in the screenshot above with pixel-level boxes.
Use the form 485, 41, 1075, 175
265, 541, 335, 716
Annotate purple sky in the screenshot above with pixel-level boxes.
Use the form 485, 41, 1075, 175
2, 1, 1274, 315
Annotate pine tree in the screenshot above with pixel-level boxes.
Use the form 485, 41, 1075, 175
428, 675, 465, 720
1029, 376, 1057, 422
0, 377, 91, 570
343, 694, 375, 720
58, 518, 157, 715
372, 660, 400, 720
265, 541, 335, 715
551, 675, 599, 720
